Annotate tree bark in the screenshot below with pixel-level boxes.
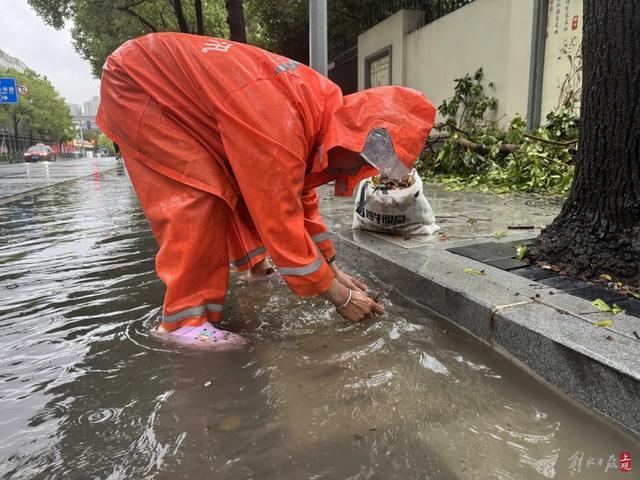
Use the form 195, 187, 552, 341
194, 0, 204, 35
533, 0, 640, 285
224, 0, 247, 43
170, 0, 190, 33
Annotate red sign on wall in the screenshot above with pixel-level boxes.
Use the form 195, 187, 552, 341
572, 15, 579, 30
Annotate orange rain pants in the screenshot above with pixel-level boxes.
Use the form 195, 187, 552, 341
113, 95, 335, 331
119, 93, 273, 329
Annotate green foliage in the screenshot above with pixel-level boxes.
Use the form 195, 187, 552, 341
0, 68, 73, 143
29, 0, 230, 77
83, 129, 99, 143
417, 69, 578, 196
96, 133, 114, 154
247, 0, 308, 62
438, 68, 498, 132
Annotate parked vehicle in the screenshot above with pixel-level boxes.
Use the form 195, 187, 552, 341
23, 144, 57, 162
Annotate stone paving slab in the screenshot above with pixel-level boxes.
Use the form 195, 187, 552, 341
319, 180, 640, 435
0, 157, 119, 205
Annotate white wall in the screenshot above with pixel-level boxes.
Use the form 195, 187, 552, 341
404, 0, 535, 121
357, 10, 425, 91
358, 0, 536, 123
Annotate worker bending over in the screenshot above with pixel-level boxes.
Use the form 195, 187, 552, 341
97, 33, 435, 347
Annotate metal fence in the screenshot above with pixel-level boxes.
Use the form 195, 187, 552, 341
328, 46, 358, 94
0, 128, 77, 163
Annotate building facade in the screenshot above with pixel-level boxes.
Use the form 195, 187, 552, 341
83, 96, 100, 117
347, 0, 582, 127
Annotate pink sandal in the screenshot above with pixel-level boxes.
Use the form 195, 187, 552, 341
150, 321, 247, 349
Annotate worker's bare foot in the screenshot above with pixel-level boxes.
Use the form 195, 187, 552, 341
246, 259, 281, 282
249, 258, 271, 276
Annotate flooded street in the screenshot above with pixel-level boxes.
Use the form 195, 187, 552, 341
0, 167, 638, 479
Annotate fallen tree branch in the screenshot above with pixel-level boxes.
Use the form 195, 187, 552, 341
456, 136, 518, 155
116, 5, 157, 31
442, 122, 577, 153
523, 132, 579, 146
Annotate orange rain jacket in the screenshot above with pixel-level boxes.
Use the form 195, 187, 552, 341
97, 33, 435, 297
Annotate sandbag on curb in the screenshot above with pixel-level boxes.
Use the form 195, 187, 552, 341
352, 170, 440, 236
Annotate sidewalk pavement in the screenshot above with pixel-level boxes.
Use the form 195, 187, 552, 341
318, 181, 640, 436
0, 157, 119, 205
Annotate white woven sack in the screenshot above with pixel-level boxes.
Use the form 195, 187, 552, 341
352, 170, 440, 236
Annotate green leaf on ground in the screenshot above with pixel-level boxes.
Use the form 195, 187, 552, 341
515, 244, 528, 261
595, 319, 614, 328
612, 304, 625, 315
592, 299, 611, 312
494, 231, 507, 239
462, 267, 486, 276
591, 299, 625, 315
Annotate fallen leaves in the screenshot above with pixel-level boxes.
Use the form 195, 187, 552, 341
219, 416, 242, 431
515, 244, 528, 261
463, 267, 486, 276
369, 173, 416, 189
595, 319, 614, 328
591, 299, 625, 315
591, 299, 625, 330
494, 231, 507, 239
592, 299, 610, 312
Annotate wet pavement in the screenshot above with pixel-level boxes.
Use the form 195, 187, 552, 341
318, 181, 564, 250
0, 157, 119, 204
1, 167, 638, 479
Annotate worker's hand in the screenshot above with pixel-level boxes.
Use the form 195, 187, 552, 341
336, 289, 384, 322
320, 279, 383, 322
330, 263, 368, 293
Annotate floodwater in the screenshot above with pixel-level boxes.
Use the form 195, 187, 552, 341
0, 168, 638, 480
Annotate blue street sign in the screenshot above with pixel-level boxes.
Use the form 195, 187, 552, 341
0, 78, 19, 104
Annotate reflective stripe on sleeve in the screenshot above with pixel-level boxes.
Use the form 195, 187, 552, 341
277, 252, 324, 277
231, 246, 266, 267
310, 231, 332, 243
163, 303, 223, 323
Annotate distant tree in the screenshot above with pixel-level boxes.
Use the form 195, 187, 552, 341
0, 68, 73, 146
96, 132, 115, 154
248, 0, 308, 63
82, 129, 99, 144
534, 0, 640, 286
28, 0, 239, 77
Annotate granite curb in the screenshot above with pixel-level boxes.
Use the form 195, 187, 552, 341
330, 229, 640, 437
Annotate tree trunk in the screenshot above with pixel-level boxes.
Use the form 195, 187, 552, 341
533, 0, 640, 285
194, 0, 204, 35
225, 0, 247, 43
171, 0, 190, 33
